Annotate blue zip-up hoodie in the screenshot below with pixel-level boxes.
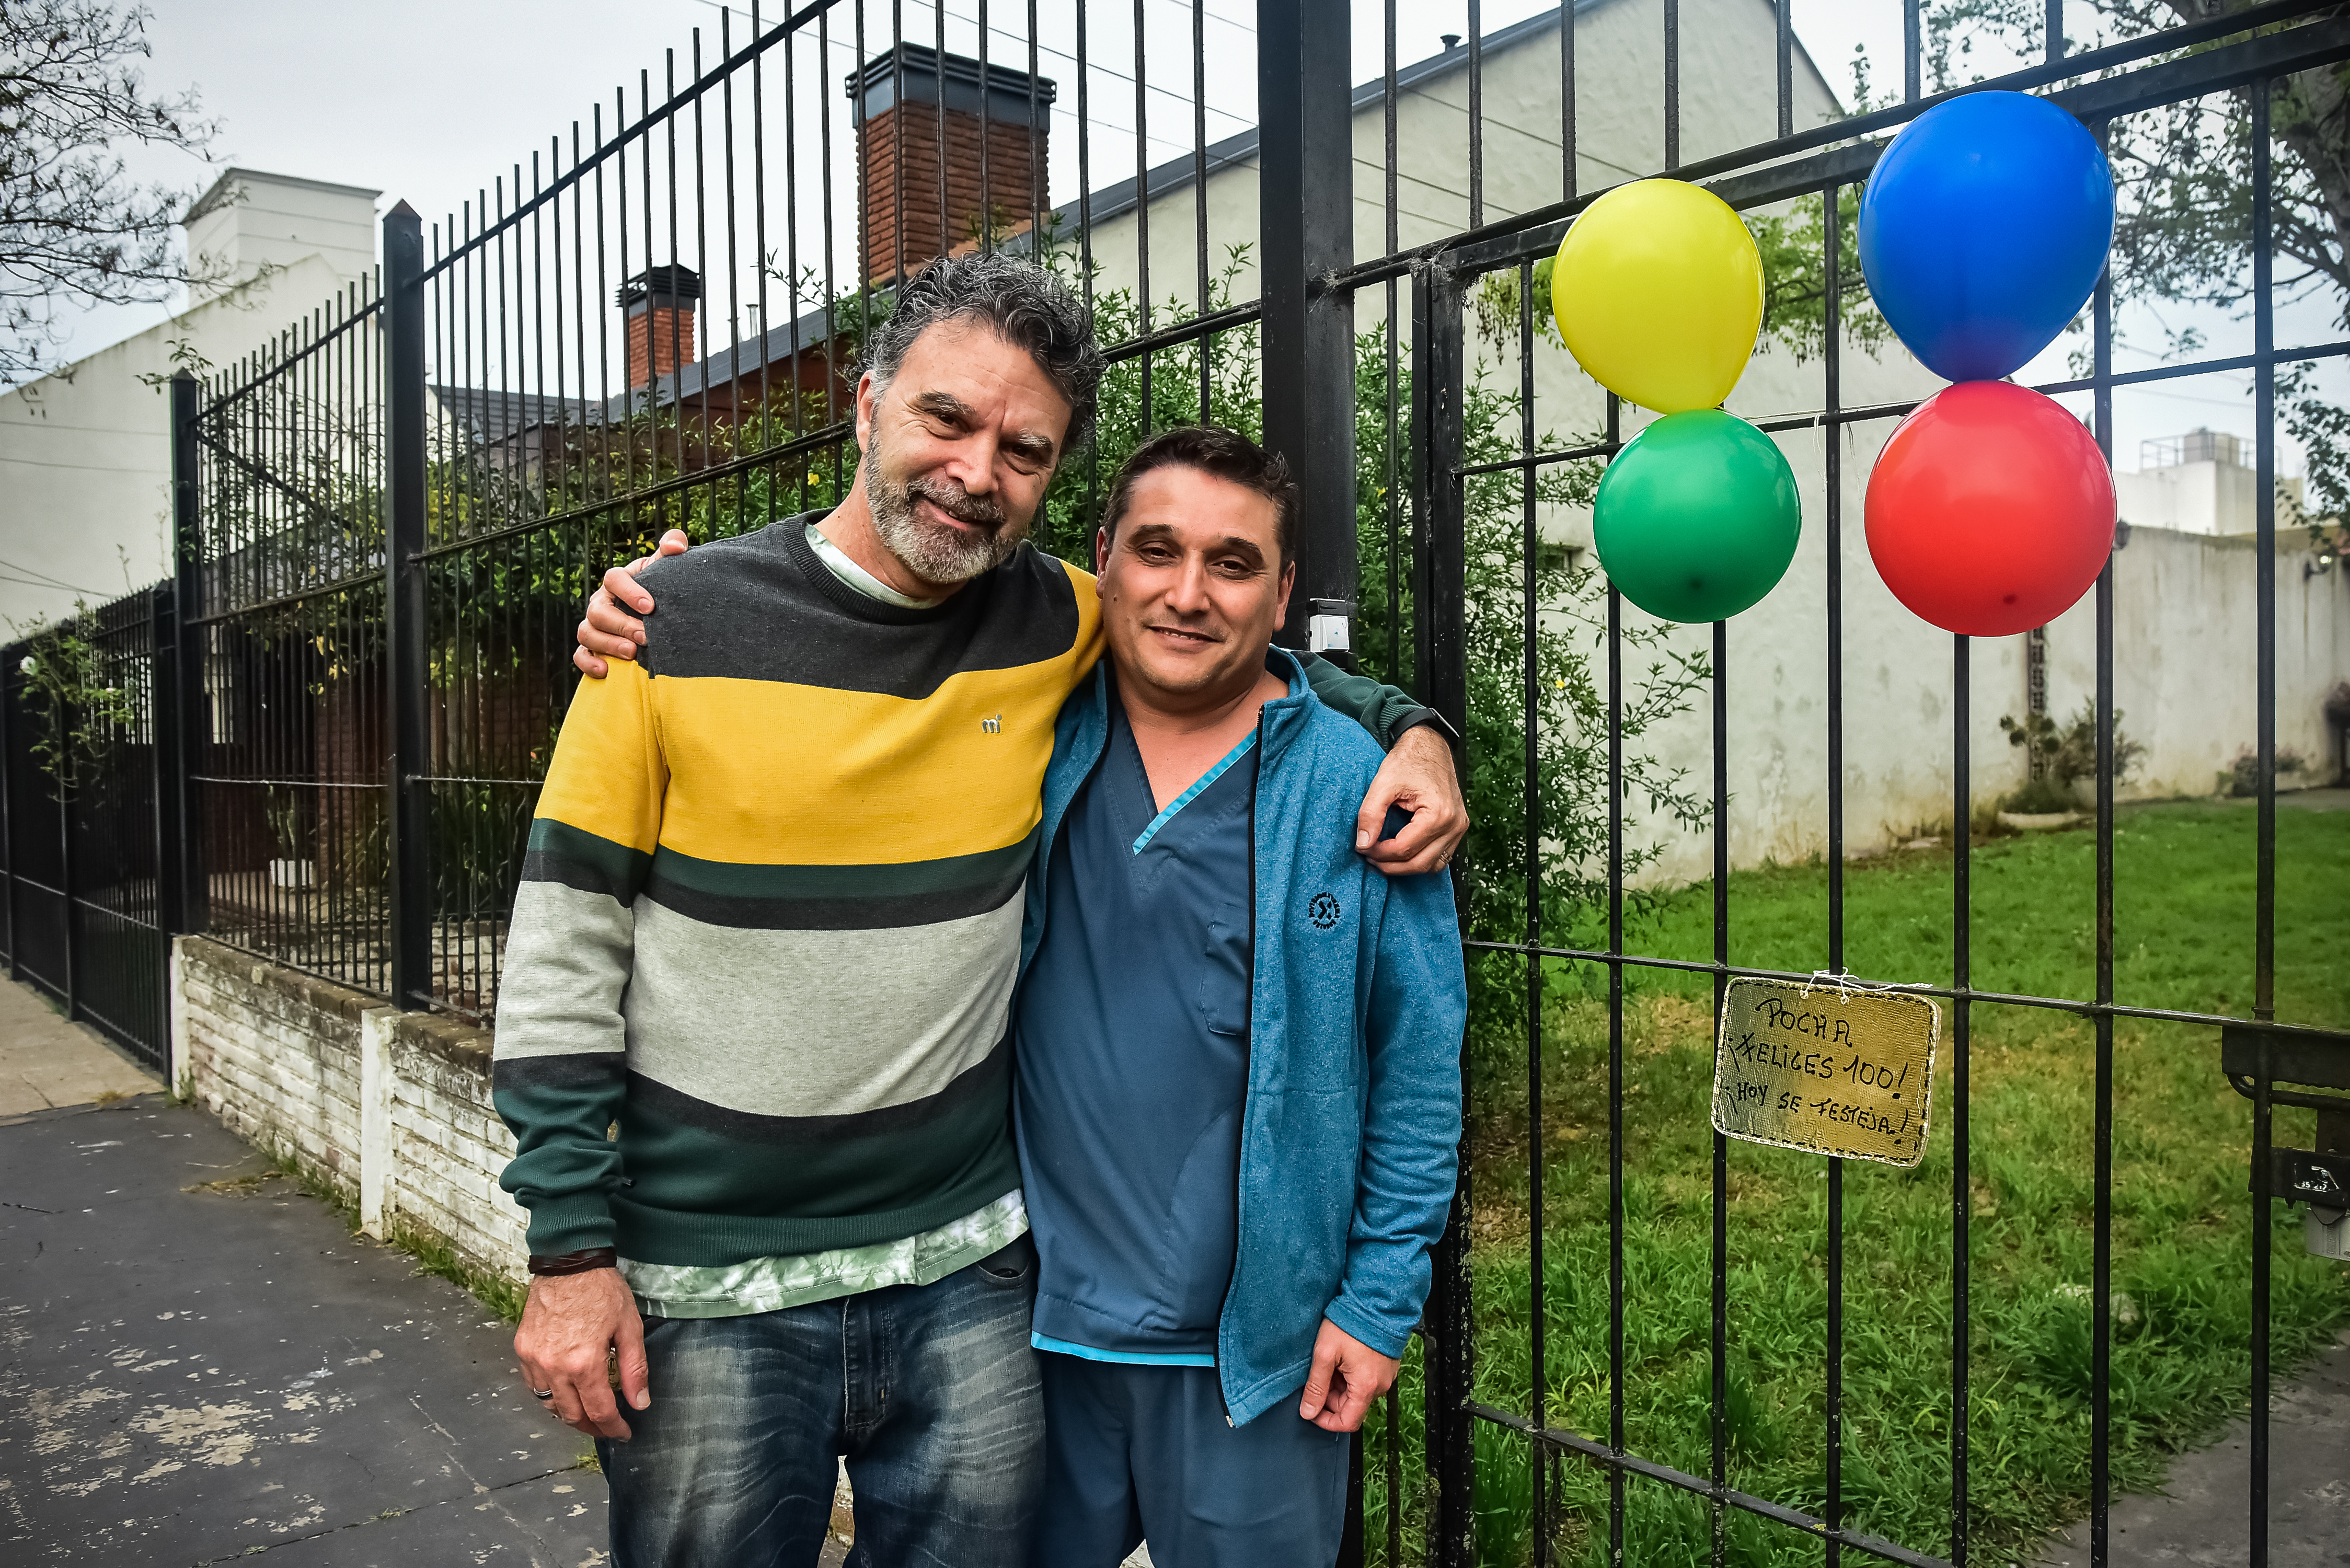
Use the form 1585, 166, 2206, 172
1018, 649, 1467, 1425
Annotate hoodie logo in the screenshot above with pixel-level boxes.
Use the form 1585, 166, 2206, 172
1308, 892, 1341, 930
981, 713, 1003, 734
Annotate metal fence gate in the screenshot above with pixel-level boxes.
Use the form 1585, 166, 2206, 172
58, 0, 2350, 1561
0, 584, 177, 1073
1389, 2, 2350, 1565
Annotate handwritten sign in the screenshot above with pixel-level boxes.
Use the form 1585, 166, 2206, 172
1711, 976, 1940, 1167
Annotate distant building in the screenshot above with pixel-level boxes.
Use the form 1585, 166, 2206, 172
0, 169, 380, 629
2115, 427, 2303, 536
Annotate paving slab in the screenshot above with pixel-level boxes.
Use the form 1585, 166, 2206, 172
0, 975, 160, 1117
2038, 1330, 2350, 1567
0, 1093, 607, 1565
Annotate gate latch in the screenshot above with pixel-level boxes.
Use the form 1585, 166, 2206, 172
2255, 1147, 2350, 1213
2222, 1023, 2350, 1259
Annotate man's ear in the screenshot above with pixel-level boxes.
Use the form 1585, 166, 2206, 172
851, 371, 878, 451
1273, 560, 1297, 627
1094, 526, 1111, 579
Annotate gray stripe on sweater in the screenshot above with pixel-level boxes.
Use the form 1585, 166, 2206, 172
623, 892, 1024, 1117
494, 879, 635, 1062
497, 879, 1026, 1119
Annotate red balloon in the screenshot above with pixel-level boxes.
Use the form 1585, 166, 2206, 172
1864, 381, 2115, 637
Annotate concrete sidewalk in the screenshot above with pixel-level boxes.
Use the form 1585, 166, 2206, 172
0, 1091, 607, 1564
0, 973, 161, 1116
2037, 1329, 2350, 1567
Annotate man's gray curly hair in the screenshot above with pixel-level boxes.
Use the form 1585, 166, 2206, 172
862, 252, 1103, 454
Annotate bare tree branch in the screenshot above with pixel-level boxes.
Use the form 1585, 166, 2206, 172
0, 0, 216, 385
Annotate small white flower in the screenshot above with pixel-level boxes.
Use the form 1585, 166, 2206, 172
18, 656, 33, 674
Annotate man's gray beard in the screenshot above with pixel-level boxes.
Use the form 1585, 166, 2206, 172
864, 427, 1029, 585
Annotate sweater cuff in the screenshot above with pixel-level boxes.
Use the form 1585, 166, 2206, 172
1324, 1291, 1413, 1362
522, 1191, 618, 1257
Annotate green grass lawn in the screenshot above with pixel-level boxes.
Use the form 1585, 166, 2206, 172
1363, 799, 2350, 1566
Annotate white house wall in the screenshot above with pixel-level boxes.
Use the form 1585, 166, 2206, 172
2043, 527, 2348, 798
0, 252, 361, 630
185, 172, 381, 305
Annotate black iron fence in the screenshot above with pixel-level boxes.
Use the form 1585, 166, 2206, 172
13, 0, 2345, 1562
0, 583, 177, 1071
1393, 3, 2350, 1566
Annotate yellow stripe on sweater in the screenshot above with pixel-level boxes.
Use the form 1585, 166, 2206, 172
535, 656, 667, 856
535, 568, 1105, 867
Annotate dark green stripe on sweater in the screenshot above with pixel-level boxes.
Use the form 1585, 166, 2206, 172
642, 831, 1036, 930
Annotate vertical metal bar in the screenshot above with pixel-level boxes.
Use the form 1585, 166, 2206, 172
1606, 477, 1626, 1568
1560, 0, 1575, 201
1193, 0, 1211, 422
1384, 0, 1401, 685
169, 371, 206, 941
57, 652, 76, 1021
1075, 0, 1097, 516
2251, 1048, 2275, 1568
934, 3, 948, 262
1823, 179, 1846, 1568
664, 53, 685, 482
1518, 259, 1548, 1566
1905, 0, 1922, 100
2250, 73, 2276, 1568
1385, 1379, 1403, 1568
1340, 1427, 1367, 1568
2046, 0, 2064, 66
149, 586, 180, 1031
2090, 116, 2117, 1568
978, 0, 993, 255
756, 1, 779, 478
1951, 633, 1972, 1568
1133, 0, 1154, 428
1, 628, 15, 983
1665, 0, 1680, 169
1257, 0, 1355, 650
892, 1, 907, 283
1711, 618, 1729, 1567
1775, 0, 1793, 139
1025, 0, 1041, 247
1468, 0, 1484, 227
385, 203, 430, 1012
1413, 260, 1473, 1568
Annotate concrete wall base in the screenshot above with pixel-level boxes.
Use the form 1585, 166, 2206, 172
169, 935, 527, 1285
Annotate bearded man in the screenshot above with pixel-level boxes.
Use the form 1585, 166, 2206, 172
492, 253, 1466, 1567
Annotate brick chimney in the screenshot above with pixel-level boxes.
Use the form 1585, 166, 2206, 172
847, 44, 1058, 284
619, 266, 701, 389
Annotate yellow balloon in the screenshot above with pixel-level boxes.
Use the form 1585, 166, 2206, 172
1550, 179, 1765, 413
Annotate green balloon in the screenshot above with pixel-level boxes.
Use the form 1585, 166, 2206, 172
1592, 409, 1801, 622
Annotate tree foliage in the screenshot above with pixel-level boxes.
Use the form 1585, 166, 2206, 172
0, 0, 215, 385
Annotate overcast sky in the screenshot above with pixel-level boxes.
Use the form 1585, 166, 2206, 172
39, 0, 2329, 472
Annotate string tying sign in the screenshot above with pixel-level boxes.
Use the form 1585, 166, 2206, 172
1711, 973, 1942, 1167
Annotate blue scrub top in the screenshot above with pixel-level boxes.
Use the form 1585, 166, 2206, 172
1014, 686, 1258, 1363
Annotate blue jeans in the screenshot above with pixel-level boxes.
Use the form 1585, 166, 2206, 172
600, 1238, 1045, 1567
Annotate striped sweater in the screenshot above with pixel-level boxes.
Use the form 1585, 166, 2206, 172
492, 511, 1427, 1269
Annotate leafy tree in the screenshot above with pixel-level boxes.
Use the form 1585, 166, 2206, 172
1, 0, 216, 386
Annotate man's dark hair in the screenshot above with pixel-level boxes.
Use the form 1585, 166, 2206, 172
862, 252, 1103, 453
1099, 424, 1300, 568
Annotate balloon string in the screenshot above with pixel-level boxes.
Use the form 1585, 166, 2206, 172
1799, 968, 1937, 1002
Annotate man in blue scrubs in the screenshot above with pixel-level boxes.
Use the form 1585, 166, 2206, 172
1015, 426, 1467, 1565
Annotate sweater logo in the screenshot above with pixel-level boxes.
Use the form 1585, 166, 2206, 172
1308, 892, 1342, 930
981, 713, 1003, 734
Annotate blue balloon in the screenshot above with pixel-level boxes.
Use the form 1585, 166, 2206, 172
1859, 91, 2114, 383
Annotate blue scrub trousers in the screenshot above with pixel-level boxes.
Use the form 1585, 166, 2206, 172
1030, 1354, 1351, 1567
